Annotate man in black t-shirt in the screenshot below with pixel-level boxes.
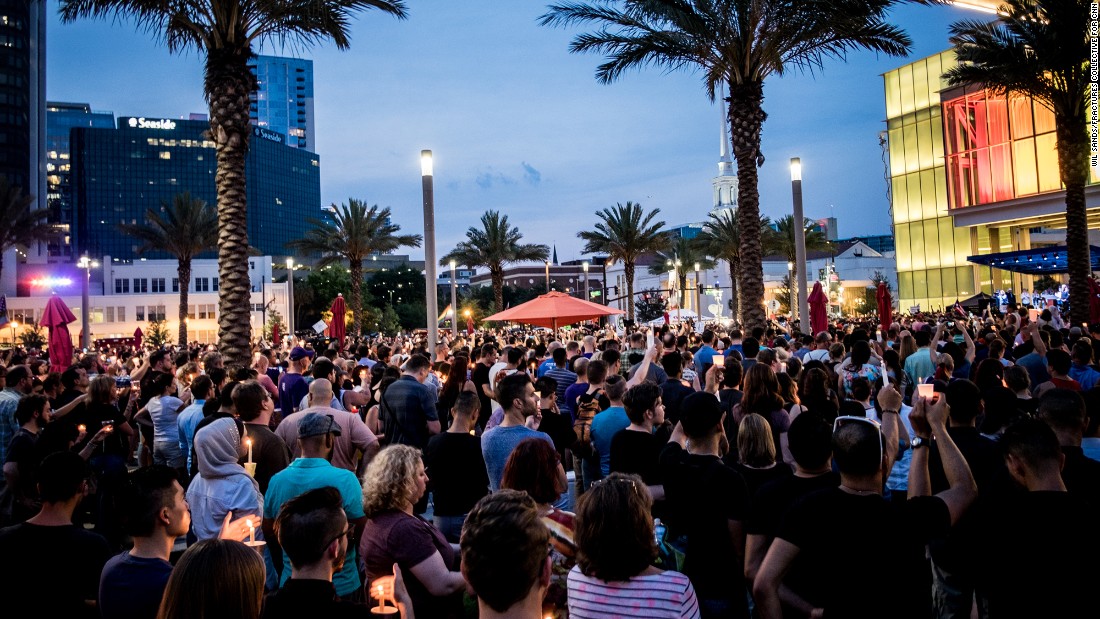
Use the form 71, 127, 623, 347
424, 393, 490, 543
659, 391, 750, 619
974, 418, 1100, 618
754, 386, 977, 619
610, 382, 667, 494
743, 411, 839, 604
470, 344, 497, 432
659, 352, 696, 427
533, 376, 576, 463
0, 452, 112, 619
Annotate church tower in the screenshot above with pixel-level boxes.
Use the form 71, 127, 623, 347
712, 96, 738, 214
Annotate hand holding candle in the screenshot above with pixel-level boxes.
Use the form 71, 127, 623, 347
712, 354, 725, 368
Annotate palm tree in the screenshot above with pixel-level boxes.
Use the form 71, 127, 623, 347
540, 0, 913, 330
648, 236, 715, 310
60, 0, 408, 365
119, 192, 218, 346
768, 215, 834, 265
944, 0, 1091, 326
578, 201, 670, 321
693, 209, 771, 322
288, 199, 421, 339
0, 177, 52, 285
441, 211, 549, 313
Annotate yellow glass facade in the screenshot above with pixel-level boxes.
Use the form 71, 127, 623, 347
885, 51, 985, 312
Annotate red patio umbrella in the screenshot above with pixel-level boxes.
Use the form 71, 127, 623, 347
329, 294, 346, 349
808, 282, 829, 336
876, 282, 893, 334
133, 327, 143, 349
483, 291, 625, 329
42, 295, 77, 373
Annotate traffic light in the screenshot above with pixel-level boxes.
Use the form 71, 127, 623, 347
728, 299, 735, 310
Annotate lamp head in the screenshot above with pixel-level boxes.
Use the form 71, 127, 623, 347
420, 150, 433, 176
790, 157, 802, 181
694, 262, 700, 272
582, 261, 589, 273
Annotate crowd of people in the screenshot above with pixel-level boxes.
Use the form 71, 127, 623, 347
0, 303, 1098, 618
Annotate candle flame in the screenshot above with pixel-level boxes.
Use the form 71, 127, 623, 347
246, 519, 253, 528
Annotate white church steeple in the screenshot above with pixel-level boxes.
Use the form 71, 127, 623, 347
712, 94, 737, 213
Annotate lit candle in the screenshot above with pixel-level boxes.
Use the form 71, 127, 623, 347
916, 383, 934, 400
77, 424, 86, 433
246, 437, 253, 464
712, 354, 725, 367
247, 519, 255, 545
376, 585, 385, 612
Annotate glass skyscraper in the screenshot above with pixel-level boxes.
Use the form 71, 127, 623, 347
70, 117, 321, 260
248, 55, 315, 150
0, 0, 45, 201
45, 102, 115, 260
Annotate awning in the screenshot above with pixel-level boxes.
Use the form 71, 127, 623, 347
967, 245, 1100, 275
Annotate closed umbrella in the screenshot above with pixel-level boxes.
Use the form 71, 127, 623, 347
42, 295, 77, 373
329, 294, 346, 350
876, 282, 893, 334
272, 323, 280, 343
808, 282, 829, 335
467, 314, 475, 335
133, 327, 143, 349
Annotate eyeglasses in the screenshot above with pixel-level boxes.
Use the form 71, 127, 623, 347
324, 526, 352, 548
833, 415, 884, 464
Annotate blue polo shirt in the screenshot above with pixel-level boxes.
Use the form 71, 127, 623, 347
263, 458, 365, 596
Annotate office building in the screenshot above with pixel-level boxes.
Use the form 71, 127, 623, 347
70, 116, 321, 261
44, 102, 115, 260
884, 51, 1100, 312
0, 0, 45, 199
248, 55, 315, 150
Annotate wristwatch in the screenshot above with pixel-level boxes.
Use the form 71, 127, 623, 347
910, 436, 929, 449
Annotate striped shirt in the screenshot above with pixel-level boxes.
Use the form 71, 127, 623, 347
545, 366, 579, 402
567, 566, 700, 618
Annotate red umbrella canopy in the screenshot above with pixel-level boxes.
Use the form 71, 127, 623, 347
876, 282, 893, 334
133, 327, 143, 349
330, 294, 347, 349
807, 282, 829, 336
483, 291, 624, 329
42, 296, 77, 373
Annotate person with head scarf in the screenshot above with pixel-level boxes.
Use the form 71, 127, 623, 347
186, 417, 262, 541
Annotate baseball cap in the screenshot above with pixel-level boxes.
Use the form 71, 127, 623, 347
680, 392, 724, 438
297, 412, 342, 439
289, 346, 315, 361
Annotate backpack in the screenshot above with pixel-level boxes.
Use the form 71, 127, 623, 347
572, 388, 604, 458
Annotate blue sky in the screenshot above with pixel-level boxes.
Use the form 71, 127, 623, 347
47, 1, 980, 263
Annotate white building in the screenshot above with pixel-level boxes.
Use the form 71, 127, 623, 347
4, 256, 289, 346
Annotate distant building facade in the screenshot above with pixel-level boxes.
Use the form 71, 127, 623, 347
248, 55, 315, 150
70, 116, 321, 260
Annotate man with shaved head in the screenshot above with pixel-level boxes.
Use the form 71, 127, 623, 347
275, 379, 380, 476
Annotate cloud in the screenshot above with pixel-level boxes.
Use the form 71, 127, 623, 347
474, 168, 516, 189
521, 162, 542, 186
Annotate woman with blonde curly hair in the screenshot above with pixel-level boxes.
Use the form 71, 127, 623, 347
359, 444, 465, 618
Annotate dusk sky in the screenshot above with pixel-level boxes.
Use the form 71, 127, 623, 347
47, 1, 982, 264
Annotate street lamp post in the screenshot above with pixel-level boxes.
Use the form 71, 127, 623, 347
791, 158, 809, 330
694, 262, 701, 319
286, 258, 295, 342
788, 261, 796, 320
582, 261, 590, 302
421, 150, 439, 357
449, 260, 458, 333
674, 259, 682, 323
10, 321, 17, 345
77, 255, 99, 350
544, 260, 551, 293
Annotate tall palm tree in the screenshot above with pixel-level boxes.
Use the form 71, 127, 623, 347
0, 177, 52, 285
119, 192, 218, 345
693, 209, 771, 322
60, 0, 408, 365
648, 235, 716, 310
288, 199, 421, 339
944, 0, 1091, 326
768, 215, 834, 265
541, 0, 914, 330
578, 201, 670, 321
441, 211, 549, 313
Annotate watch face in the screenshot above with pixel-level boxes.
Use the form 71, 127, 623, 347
911, 437, 925, 449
